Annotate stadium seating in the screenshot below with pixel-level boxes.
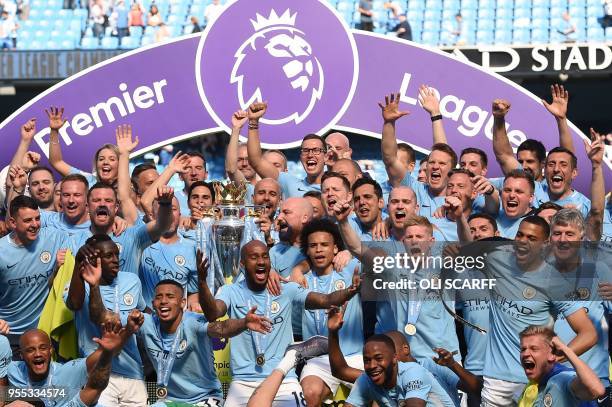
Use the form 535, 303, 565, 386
12, 0, 611, 50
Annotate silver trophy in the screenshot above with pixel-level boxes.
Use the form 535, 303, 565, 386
213, 181, 248, 283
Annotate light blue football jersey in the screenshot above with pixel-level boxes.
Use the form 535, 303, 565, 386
278, 172, 320, 199
0, 229, 68, 334
346, 361, 455, 406
215, 280, 310, 381
137, 312, 223, 403
8, 358, 88, 407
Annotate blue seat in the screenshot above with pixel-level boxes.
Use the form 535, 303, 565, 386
423, 20, 439, 31
69, 19, 82, 32
140, 35, 155, 46
129, 26, 144, 37
461, 9, 477, 19
513, 28, 530, 44
531, 18, 550, 29
168, 25, 182, 36
496, 8, 513, 19
28, 9, 42, 19
477, 19, 494, 30
441, 9, 456, 20
587, 27, 604, 41
47, 0, 62, 9
57, 9, 71, 19
171, 5, 189, 18
514, 0, 532, 8
587, 6, 601, 17
50, 30, 61, 38
18, 30, 31, 40
337, 1, 351, 12
64, 30, 78, 39
532, 28, 549, 43
421, 30, 439, 46
494, 29, 512, 44
101, 37, 119, 49
37, 19, 51, 29
120, 36, 140, 49
74, 8, 88, 21
80, 37, 99, 49
478, 9, 494, 19
461, 0, 477, 9
606, 27, 612, 40
167, 14, 183, 25
569, 7, 586, 17
514, 8, 531, 19
33, 30, 46, 39
550, 0, 567, 8
28, 40, 44, 50
532, 7, 550, 19
60, 39, 76, 49
442, 0, 459, 8
407, 10, 422, 22
190, 4, 204, 17
476, 29, 494, 44
496, 0, 514, 9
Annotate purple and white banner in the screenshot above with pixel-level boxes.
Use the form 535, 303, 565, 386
0, 0, 607, 192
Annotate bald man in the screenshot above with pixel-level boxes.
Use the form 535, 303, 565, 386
244, 177, 283, 248
331, 158, 362, 187
325, 132, 352, 167
6, 321, 130, 406
270, 198, 313, 278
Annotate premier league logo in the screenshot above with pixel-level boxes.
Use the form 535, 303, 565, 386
196, 0, 358, 145
231, 9, 323, 125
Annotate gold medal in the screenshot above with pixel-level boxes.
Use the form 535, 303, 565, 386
404, 323, 417, 336
156, 386, 168, 399
256, 354, 265, 366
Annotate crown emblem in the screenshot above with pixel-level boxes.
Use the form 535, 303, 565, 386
250, 9, 297, 31
213, 181, 247, 205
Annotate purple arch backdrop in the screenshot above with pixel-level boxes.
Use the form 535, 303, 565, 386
0, 0, 607, 193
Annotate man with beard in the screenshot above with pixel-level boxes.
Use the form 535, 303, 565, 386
344, 334, 456, 406
66, 234, 148, 406
250, 178, 282, 246
247, 102, 324, 198
5, 319, 132, 407
432, 169, 498, 241
26, 166, 55, 211
298, 219, 364, 406
197, 240, 360, 406
0, 196, 68, 356
517, 326, 605, 406
269, 197, 312, 278
469, 216, 597, 406
491, 93, 590, 216
549, 209, 612, 403
485, 169, 535, 238
380, 92, 457, 219
125, 279, 271, 406
68, 183, 173, 276
139, 196, 200, 310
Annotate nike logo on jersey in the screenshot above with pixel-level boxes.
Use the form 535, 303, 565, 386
6, 262, 18, 269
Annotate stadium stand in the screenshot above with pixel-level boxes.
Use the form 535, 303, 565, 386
10, 0, 612, 50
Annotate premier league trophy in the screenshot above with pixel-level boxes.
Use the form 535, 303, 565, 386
213, 181, 248, 284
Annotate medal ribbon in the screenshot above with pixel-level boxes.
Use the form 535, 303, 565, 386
248, 293, 271, 360
155, 317, 183, 389
113, 284, 120, 314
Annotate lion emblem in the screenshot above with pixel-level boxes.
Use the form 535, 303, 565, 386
230, 9, 324, 125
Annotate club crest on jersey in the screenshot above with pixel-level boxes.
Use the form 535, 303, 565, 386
174, 255, 186, 266
543, 393, 552, 407
123, 293, 134, 306
334, 280, 345, 291
40, 251, 51, 264
270, 301, 280, 314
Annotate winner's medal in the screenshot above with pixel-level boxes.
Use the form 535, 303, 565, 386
256, 354, 265, 366
404, 323, 417, 336
156, 386, 168, 399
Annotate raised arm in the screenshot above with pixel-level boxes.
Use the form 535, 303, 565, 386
196, 250, 227, 321
491, 99, 520, 175
564, 308, 598, 358
145, 186, 174, 242
9, 119, 37, 169
328, 307, 362, 382
334, 200, 362, 258
305, 266, 360, 309
472, 175, 500, 217
542, 84, 573, 152
432, 347, 483, 395
140, 152, 189, 218
115, 125, 140, 225
584, 129, 605, 241
5, 165, 27, 213
225, 110, 248, 182
66, 245, 98, 311
419, 85, 447, 145
246, 102, 280, 180
46, 107, 73, 177
552, 336, 606, 401
379, 93, 410, 186
207, 306, 272, 338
